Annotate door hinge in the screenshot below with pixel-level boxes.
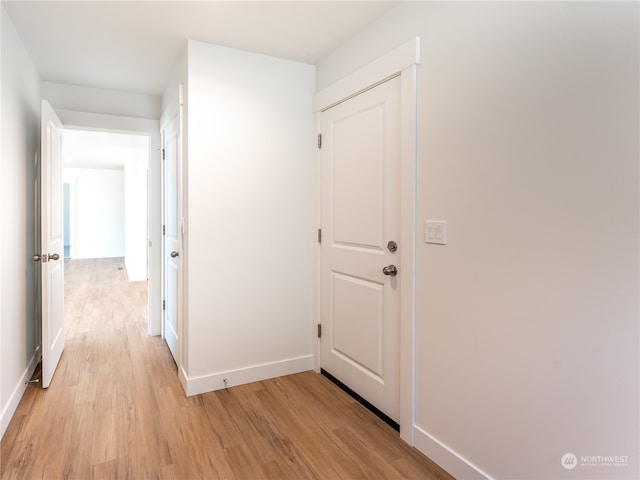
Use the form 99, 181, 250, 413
317, 133, 322, 149
163, 225, 166, 235
162, 300, 166, 311
317, 324, 322, 338
317, 228, 322, 244
162, 148, 166, 160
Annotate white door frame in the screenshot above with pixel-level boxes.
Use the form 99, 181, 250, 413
312, 37, 420, 445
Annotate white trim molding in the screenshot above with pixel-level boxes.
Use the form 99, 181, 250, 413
183, 355, 314, 397
0, 351, 39, 440
313, 37, 420, 113
312, 37, 420, 446
55, 109, 159, 134
414, 425, 494, 480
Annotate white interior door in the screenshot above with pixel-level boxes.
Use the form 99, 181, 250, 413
162, 108, 180, 364
320, 77, 401, 422
40, 100, 65, 388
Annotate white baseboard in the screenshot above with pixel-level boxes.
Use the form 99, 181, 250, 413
414, 425, 493, 480
179, 363, 188, 394
0, 351, 39, 440
184, 355, 313, 397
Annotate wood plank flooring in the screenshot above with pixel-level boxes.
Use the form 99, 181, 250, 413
1, 258, 454, 480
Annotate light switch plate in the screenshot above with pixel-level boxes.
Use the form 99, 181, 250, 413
425, 220, 447, 245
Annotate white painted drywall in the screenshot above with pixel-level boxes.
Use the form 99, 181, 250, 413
63, 167, 125, 259
0, 6, 41, 440
316, 2, 639, 479
181, 40, 315, 392
41, 81, 160, 120
124, 140, 149, 281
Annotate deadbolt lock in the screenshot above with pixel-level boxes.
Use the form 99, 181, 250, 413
387, 240, 398, 253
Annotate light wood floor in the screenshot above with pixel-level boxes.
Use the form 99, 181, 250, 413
1, 258, 454, 480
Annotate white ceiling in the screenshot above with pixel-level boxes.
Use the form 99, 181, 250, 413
3, 0, 398, 96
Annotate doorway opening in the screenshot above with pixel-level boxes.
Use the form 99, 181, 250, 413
62, 129, 149, 281
61, 128, 153, 337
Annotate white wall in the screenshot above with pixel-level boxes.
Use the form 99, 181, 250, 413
63, 167, 125, 259
0, 5, 41, 439
41, 81, 160, 120
181, 41, 315, 394
316, 2, 639, 480
124, 141, 149, 281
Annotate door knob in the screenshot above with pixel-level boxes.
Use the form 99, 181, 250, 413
382, 265, 397, 276
32, 254, 42, 262
48, 253, 60, 261
170, 251, 179, 258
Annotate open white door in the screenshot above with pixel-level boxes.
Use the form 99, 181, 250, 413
39, 100, 65, 388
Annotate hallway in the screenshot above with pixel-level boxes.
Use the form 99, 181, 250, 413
1, 258, 452, 479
